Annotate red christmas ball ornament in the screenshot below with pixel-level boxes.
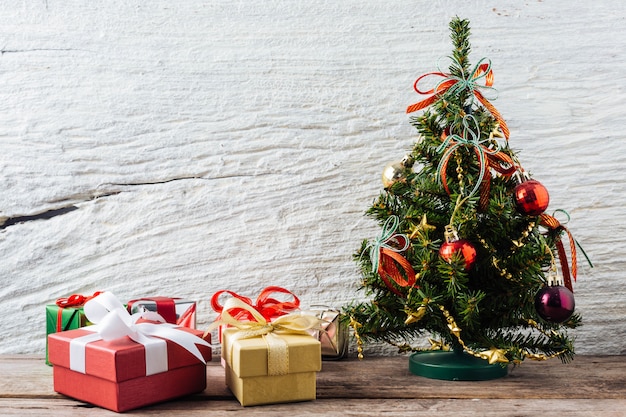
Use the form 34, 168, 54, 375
439, 226, 477, 270
514, 179, 550, 216
534, 285, 575, 323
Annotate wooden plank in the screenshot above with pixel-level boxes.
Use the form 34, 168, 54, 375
2, 355, 625, 401
1, 398, 626, 417
316, 356, 626, 400
0, 356, 55, 398
0, 355, 236, 399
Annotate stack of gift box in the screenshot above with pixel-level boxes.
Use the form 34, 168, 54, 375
46, 287, 348, 412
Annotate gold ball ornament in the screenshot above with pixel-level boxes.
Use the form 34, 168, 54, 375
381, 155, 414, 188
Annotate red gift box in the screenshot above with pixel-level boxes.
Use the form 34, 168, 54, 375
127, 297, 197, 329
47, 293, 212, 412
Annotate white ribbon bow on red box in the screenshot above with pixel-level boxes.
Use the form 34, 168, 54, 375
69, 292, 211, 376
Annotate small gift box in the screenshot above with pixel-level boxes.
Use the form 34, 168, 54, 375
304, 306, 349, 360
127, 297, 196, 329
48, 292, 212, 412
45, 292, 102, 365
215, 298, 321, 406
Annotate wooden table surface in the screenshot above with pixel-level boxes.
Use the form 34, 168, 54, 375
1, 355, 625, 416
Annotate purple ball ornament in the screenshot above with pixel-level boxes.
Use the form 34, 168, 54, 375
534, 285, 575, 323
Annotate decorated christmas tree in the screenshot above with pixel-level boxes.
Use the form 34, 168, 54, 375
344, 17, 591, 380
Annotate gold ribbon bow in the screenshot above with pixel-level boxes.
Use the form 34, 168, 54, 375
206, 297, 321, 376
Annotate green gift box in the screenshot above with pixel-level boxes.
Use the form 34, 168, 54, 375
45, 305, 89, 365
45, 293, 102, 365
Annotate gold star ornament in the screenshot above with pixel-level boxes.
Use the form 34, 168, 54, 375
404, 306, 427, 325
488, 124, 505, 140
428, 338, 450, 351
409, 214, 436, 240
479, 347, 509, 364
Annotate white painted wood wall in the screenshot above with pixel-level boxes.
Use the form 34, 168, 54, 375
1, 0, 624, 356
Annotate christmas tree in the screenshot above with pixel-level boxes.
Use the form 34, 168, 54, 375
344, 17, 590, 379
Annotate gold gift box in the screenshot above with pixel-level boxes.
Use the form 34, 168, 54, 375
222, 328, 321, 406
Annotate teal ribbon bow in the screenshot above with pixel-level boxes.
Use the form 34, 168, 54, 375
436, 56, 498, 103
365, 216, 410, 273
436, 115, 504, 199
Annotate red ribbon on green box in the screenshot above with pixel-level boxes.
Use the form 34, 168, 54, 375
55, 292, 102, 332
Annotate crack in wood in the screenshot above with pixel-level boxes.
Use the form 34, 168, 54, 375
0, 48, 92, 55
107, 175, 205, 187
0, 206, 79, 229
0, 191, 123, 230
0, 175, 232, 229
102, 172, 278, 187
0, 177, 200, 229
